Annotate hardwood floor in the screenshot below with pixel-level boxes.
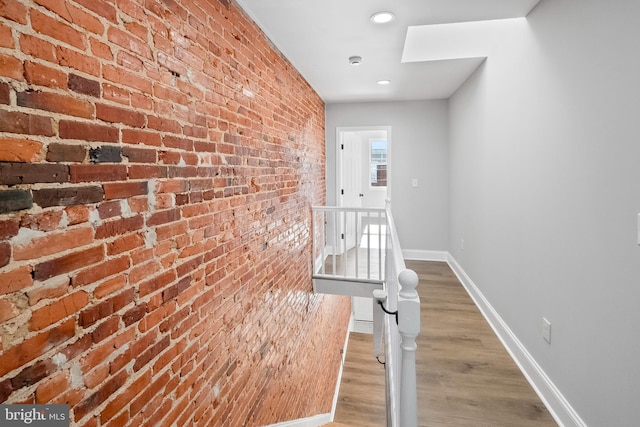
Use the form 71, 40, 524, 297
333, 261, 557, 427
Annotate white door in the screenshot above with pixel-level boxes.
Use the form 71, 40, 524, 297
338, 131, 362, 252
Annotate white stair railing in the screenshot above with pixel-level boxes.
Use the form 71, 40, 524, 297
311, 202, 420, 427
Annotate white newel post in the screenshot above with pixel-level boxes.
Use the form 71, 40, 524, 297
397, 269, 420, 427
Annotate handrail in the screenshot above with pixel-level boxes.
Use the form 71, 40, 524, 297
381, 201, 420, 427
311, 202, 420, 427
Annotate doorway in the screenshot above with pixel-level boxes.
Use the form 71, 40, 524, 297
336, 126, 391, 332
336, 126, 391, 210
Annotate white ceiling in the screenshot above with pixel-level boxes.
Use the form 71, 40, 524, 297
234, 0, 541, 103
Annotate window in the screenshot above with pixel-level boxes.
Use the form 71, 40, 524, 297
370, 139, 387, 187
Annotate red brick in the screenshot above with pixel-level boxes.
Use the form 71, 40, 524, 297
11, 359, 56, 390
0, 110, 54, 136
32, 186, 104, 208
17, 90, 94, 118
96, 103, 145, 127
72, 256, 130, 288
0, 162, 69, 185
30, 290, 89, 330
70, 164, 127, 183
79, 287, 133, 327
122, 129, 161, 146
0, 52, 23, 80
95, 215, 144, 239
138, 269, 177, 298
128, 164, 168, 179
122, 303, 146, 326
101, 370, 152, 424
35, 371, 69, 403
102, 83, 130, 105
97, 200, 121, 219
27, 279, 68, 306
0, 318, 75, 377
31, 9, 87, 50
46, 142, 87, 162
94, 275, 127, 299
107, 26, 152, 60
0, 241, 9, 268
68, 73, 101, 97
65, 205, 91, 225
82, 328, 134, 374
0, 0, 27, 24
133, 335, 170, 372
154, 84, 189, 106
147, 208, 181, 227
103, 64, 152, 94
14, 226, 94, 261
0, 137, 43, 162
0, 22, 12, 48
19, 34, 57, 64
122, 146, 157, 163
103, 181, 148, 200
34, 245, 104, 281
74, 0, 117, 23
56, 45, 100, 76
24, 61, 67, 89
0, 81, 9, 104
20, 210, 64, 232
0, 266, 33, 295
131, 91, 153, 110
146, 115, 181, 134
92, 315, 120, 344
34, 0, 103, 34
107, 233, 145, 256
90, 38, 113, 60
83, 363, 109, 390
74, 370, 127, 422
0, 297, 19, 322
59, 120, 118, 142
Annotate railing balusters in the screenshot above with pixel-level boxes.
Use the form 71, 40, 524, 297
311, 204, 420, 427
331, 211, 340, 276
354, 211, 359, 278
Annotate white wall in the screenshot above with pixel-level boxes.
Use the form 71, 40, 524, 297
326, 101, 449, 252
449, 0, 640, 425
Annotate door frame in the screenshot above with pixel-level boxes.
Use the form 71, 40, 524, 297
335, 125, 392, 208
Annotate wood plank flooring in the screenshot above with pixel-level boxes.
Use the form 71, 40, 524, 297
332, 261, 557, 427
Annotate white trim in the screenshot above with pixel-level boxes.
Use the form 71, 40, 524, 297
446, 254, 587, 427
330, 313, 353, 419
402, 249, 448, 262
352, 319, 374, 334
264, 413, 331, 427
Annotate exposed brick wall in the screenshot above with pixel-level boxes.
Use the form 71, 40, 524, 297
0, 0, 351, 425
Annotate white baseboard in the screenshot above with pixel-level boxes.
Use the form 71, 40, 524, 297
330, 313, 352, 419
402, 249, 448, 262
446, 254, 587, 427
265, 413, 331, 427
352, 320, 373, 334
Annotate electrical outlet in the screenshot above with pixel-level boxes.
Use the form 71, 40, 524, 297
542, 317, 552, 344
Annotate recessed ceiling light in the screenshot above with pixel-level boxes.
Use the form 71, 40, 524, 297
377, 79, 391, 85
371, 11, 395, 24
348, 56, 363, 66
